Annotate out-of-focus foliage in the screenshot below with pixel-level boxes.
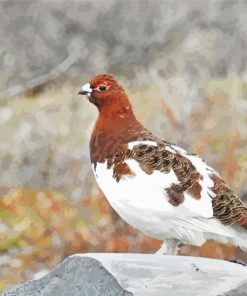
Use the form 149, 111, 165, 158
0, 189, 160, 291
0, 0, 247, 292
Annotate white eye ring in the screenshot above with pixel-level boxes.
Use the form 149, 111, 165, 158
95, 85, 109, 92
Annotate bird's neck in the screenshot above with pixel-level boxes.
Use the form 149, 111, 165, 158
93, 104, 146, 142
90, 104, 149, 165
96, 103, 137, 129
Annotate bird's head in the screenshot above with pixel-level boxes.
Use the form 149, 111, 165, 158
78, 74, 132, 113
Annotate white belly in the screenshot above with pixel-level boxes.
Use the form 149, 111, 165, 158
93, 159, 184, 239
92, 159, 247, 250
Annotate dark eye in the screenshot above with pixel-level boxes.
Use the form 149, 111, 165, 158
98, 85, 107, 92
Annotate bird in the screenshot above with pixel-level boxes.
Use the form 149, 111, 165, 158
78, 74, 247, 257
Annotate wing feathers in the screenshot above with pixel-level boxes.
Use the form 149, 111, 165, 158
127, 140, 247, 230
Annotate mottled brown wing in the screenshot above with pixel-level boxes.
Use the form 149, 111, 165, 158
105, 138, 247, 230
126, 142, 203, 206
210, 175, 247, 229
129, 142, 247, 229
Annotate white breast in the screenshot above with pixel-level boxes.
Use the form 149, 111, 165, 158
93, 155, 215, 240
93, 159, 180, 239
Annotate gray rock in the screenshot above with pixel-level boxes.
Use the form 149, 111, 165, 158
1, 256, 132, 296
2, 254, 247, 296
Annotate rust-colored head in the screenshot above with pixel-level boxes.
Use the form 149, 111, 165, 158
80, 75, 146, 165
78, 74, 132, 112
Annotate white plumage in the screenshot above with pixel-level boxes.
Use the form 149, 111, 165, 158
93, 140, 247, 252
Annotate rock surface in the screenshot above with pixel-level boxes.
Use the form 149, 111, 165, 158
2, 253, 247, 296
1, 256, 132, 296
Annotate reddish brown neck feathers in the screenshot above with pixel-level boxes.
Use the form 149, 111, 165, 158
90, 104, 146, 166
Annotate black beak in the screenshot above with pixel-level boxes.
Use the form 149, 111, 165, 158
78, 90, 89, 95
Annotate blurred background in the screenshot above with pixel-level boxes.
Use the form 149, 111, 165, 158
0, 0, 247, 292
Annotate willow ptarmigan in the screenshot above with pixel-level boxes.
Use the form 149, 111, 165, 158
78, 74, 247, 255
